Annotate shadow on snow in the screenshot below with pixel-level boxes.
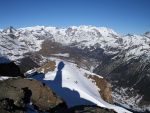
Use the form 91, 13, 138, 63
30, 61, 95, 107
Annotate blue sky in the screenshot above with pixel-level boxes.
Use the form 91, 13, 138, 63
0, 0, 149, 34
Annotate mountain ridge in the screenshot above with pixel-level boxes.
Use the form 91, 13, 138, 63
0, 25, 150, 112
0, 25, 150, 61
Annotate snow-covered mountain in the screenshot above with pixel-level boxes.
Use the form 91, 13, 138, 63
0, 26, 44, 60
1, 25, 150, 61
0, 25, 150, 112
144, 32, 150, 38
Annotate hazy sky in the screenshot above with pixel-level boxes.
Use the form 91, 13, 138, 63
0, 0, 150, 34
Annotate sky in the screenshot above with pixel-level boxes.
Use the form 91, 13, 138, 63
0, 0, 149, 34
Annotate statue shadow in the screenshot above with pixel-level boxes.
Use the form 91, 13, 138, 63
31, 61, 95, 107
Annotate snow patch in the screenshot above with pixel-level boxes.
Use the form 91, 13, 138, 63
52, 53, 70, 57
0, 76, 15, 81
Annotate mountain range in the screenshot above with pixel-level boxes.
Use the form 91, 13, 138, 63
0, 26, 150, 113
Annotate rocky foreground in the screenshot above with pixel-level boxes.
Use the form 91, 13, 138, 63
0, 78, 116, 113
0, 58, 119, 113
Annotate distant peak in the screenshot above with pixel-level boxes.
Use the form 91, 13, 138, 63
125, 33, 134, 37
144, 31, 150, 38
3, 26, 16, 33
144, 31, 150, 35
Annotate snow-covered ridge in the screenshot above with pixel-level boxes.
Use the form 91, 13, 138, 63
0, 26, 150, 61
18, 25, 117, 34
28, 58, 131, 113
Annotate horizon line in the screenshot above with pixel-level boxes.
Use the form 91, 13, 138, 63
0, 25, 149, 35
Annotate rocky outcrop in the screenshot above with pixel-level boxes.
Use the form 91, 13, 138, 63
85, 74, 113, 103
0, 78, 67, 113
17, 57, 39, 74
0, 78, 119, 113
37, 60, 56, 73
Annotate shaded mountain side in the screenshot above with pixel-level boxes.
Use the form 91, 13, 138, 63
39, 39, 109, 60
17, 57, 39, 74
37, 39, 101, 69
94, 57, 150, 107
0, 61, 23, 77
